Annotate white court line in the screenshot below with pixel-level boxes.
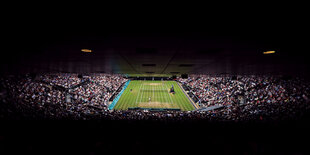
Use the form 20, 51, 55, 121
164, 82, 174, 104
138, 97, 171, 99
149, 84, 152, 102
146, 84, 150, 102
153, 85, 155, 99
135, 81, 143, 104
139, 82, 145, 103
139, 89, 166, 91
156, 83, 163, 103
160, 82, 170, 104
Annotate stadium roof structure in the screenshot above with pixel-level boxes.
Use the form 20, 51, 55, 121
2, 15, 309, 77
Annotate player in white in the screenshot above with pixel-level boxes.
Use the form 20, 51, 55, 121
149, 96, 151, 102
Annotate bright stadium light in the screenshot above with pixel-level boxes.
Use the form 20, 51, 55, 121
81, 49, 92, 53
263, 51, 275, 54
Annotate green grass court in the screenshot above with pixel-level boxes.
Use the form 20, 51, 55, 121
126, 74, 173, 77
113, 80, 195, 111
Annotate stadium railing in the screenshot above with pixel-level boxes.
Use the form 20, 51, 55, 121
176, 82, 200, 110
109, 82, 125, 102
108, 80, 131, 110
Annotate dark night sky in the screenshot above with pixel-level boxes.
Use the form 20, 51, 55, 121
1, 5, 309, 75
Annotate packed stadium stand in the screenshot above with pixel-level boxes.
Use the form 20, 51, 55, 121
1, 73, 309, 122
1, 9, 309, 154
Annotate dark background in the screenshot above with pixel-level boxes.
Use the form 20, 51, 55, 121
1, 4, 309, 154
1, 119, 309, 154
2, 4, 309, 77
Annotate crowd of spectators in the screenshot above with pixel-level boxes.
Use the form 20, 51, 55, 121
0, 73, 127, 119
0, 74, 309, 122
68, 74, 127, 110
177, 75, 310, 121
88, 74, 126, 93
0, 74, 70, 119
40, 73, 81, 89
178, 75, 240, 107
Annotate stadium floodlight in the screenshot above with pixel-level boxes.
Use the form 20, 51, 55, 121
263, 51, 275, 54
81, 49, 92, 53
